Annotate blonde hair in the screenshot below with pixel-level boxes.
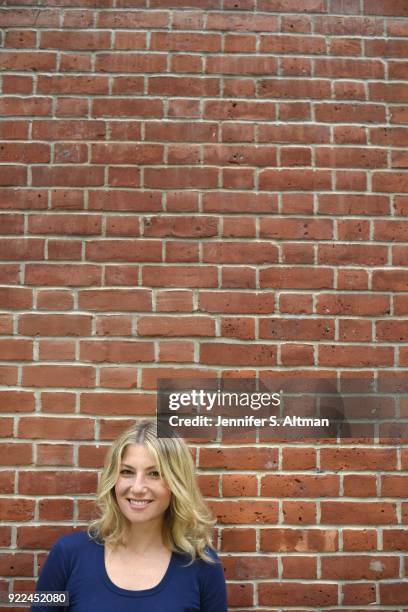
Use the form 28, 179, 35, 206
88, 420, 216, 562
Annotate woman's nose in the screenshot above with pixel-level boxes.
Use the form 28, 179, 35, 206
130, 473, 148, 493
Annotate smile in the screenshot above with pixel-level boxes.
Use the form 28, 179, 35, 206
127, 499, 153, 508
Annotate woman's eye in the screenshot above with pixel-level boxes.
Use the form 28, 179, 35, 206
120, 469, 132, 475
149, 470, 160, 478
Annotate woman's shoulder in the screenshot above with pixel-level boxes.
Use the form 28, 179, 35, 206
52, 530, 99, 556
176, 546, 223, 576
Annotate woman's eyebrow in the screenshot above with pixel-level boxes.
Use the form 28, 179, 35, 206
120, 463, 157, 470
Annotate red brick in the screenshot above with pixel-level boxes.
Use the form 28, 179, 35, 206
18, 417, 94, 440
260, 169, 331, 190
0, 339, 32, 360
279, 293, 313, 314
0, 390, 31, 412
200, 292, 273, 314
159, 341, 194, 363
156, 290, 193, 312
381, 475, 408, 497
26, 264, 101, 286
222, 267, 256, 288
374, 269, 408, 291
0, 120, 30, 139
380, 582, 408, 605
80, 340, 154, 363
51, 189, 84, 210
145, 167, 218, 189
209, 500, 278, 524
283, 501, 317, 525
260, 318, 334, 340
54, 143, 88, 164
20, 525, 77, 549
39, 339, 76, 361
38, 75, 109, 95
261, 528, 338, 552
100, 366, 138, 388
343, 529, 377, 551
0, 365, 18, 385
320, 194, 390, 215
319, 345, 394, 367
95, 316, 132, 337
40, 30, 110, 49
39, 498, 74, 520
108, 167, 140, 188
33, 120, 105, 141
0, 287, 32, 309
18, 314, 92, 336
222, 474, 257, 497
262, 474, 339, 497
201, 342, 277, 366
36, 444, 74, 466
339, 319, 372, 342
282, 556, 317, 578
337, 269, 369, 290
0, 8, 60, 27
261, 267, 333, 289
104, 263, 140, 283
223, 554, 278, 580
0, 97, 52, 118
322, 555, 398, 579
79, 289, 151, 311
143, 265, 217, 288
344, 474, 377, 497
89, 190, 161, 212
78, 444, 109, 468
0, 238, 43, 260
59, 55, 92, 73
19, 471, 97, 495
0, 314, 13, 335
32, 166, 104, 187
92, 98, 163, 118
319, 243, 387, 265
80, 392, 155, 415
227, 582, 253, 607
221, 528, 256, 552
0, 443, 32, 465
321, 501, 396, 524
138, 316, 214, 337
0, 526, 11, 546
86, 239, 161, 262
221, 317, 255, 340
23, 365, 95, 388
315, 102, 385, 123
77, 499, 98, 521
200, 447, 278, 470
317, 293, 390, 315
37, 290, 73, 310
40, 392, 76, 413
0, 142, 49, 164
342, 583, 377, 606
0, 553, 33, 577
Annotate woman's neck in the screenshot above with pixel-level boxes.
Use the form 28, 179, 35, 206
117, 522, 167, 556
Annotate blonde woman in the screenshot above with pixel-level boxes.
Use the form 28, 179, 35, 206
31, 420, 228, 611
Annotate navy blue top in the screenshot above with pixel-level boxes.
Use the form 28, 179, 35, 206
31, 531, 227, 612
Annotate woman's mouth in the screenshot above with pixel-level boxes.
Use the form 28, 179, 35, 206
127, 499, 153, 509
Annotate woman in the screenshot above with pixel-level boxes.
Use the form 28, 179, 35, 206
31, 420, 228, 611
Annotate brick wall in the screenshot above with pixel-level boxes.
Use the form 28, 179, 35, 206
1, 0, 408, 609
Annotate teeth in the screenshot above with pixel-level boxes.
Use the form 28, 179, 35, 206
128, 499, 151, 505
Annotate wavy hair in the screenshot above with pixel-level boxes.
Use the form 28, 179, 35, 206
88, 420, 216, 562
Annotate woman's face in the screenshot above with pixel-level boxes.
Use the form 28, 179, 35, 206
114, 443, 171, 528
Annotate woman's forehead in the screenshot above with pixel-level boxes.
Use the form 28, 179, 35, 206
121, 442, 158, 466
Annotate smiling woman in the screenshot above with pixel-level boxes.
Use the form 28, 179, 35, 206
31, 420, 227, 612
